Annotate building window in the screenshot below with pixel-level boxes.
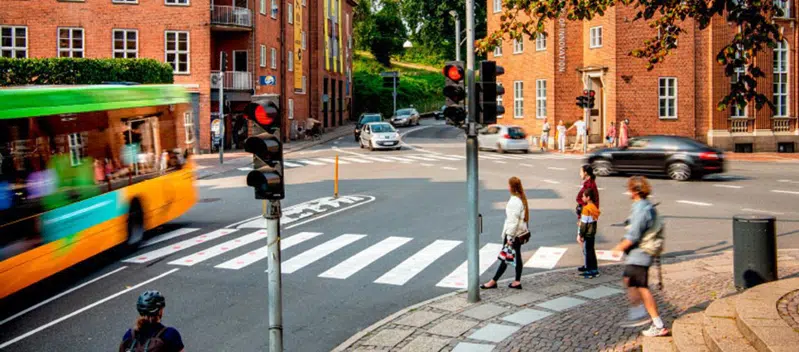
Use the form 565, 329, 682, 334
165, 0, 189, 5
514, 81, 524, 118
1, 26, 27, 58
536, 80, 547, 118
260, 45, 266, 67
731, 54, 747, 118
493, 0, 502, 13
589, 26, 603, 48
58, 27, 84, 58
112, 0, 138, 3
536, 34, 546, 51
260, 0, 266, 14
658, 77, 677, 119
68, 133, 84, 166
493, 40, 502, 57
113, 29, 138, 58
775, 0, 790, 17
773, 40, 789, 117
271, 0, 277, 19
288, 99, 294, 119
513, 38, 523, 54
270, 47, 277, 69
302, 31, 306, 50
302, 75, 307, 93
183, 112, 195, 144
497, 83, 504, 118
165, 31, 190, 74
288, 51, 294, 71
288, 3, 294, 24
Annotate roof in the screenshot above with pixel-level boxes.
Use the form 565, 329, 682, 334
0, 84, 190, 120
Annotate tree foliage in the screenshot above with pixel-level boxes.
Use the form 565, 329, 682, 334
477, 0, 786, 112
400, 0, 487, 63
363, 0, 408, 66
353, 0, 376, 51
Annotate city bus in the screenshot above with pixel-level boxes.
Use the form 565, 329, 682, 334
0, 84, 198, 299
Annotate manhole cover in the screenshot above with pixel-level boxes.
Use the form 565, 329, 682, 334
198, 198, 221, 203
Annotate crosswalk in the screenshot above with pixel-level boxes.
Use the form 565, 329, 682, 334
124, 226, 615, 289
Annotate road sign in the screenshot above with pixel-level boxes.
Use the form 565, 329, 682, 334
380, 71, 399, 77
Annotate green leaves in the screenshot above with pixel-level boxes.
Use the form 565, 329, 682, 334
0, 58, 174, 86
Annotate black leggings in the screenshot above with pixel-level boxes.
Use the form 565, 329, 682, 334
493, 237, 523, 281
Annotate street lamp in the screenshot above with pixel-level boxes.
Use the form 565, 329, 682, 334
450, 10, 460, 61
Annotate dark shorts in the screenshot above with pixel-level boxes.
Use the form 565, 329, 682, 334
623, 264, 650, 288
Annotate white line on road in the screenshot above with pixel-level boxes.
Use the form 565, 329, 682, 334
142, 228, 200, 247
168, 230, 268, 266
0, 269, 179, 349
383, 156, 414, 163
521, 163, 533, 167
319, 237, 412, 279
547, 167, 566, 171
0, 266, 128, 326
741, 208, 785, 215
282, 161, 304, 168
404, 155, 438, 161
281, 234, 366, 274
493, 160, 507, 164
542, 179, 560, 184
771, 190, 799, 195
712, 184, 742, 189
284, 196, 376, 230
420, 163, 434, 167
778, 179, 799, 184
436, 243, 503, 289
441, 166, 458, 171
428, 154, 464, 160
317, 158, 350, 164
677, 200, 713, 207
216, 232, 323, 270
375, 240, 461, 286
294, 159, 327, 166
524, 247, 568, 269
338, 157, 372, 164
123, 229, 237, 263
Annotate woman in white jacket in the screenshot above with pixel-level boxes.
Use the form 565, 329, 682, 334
481, 177, 529, 290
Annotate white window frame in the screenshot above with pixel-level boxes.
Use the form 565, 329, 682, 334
773, 40, 789, 117
58, 27, 84, 58
183, 112, 195, 144
302, 0, 306, 7
260, 0, 267, 14
493, 0, 502, 13
288, 99, 295, 119
271, 0, 278, 19
496, 83, 504, 118
270, 47, 277, 69
164, 30, 190, 74
288, 51, 294, 71
112, 0, 138, 4
536, 34, 546, 51
113, 29, 138, 58
536, 79, 547, 118
775, 0, 790, 18
302, 31, 306, 50
513, 81, 524, 118
1, 26, 28, 58
301, 75, 307, 94
513, 38, 523, 54
68, 133, 84, 166
590, 26, 603, 48
260, 45, 267, 67
493, 40, 502, 57
165, 0, 190, 6
658, 77, 678, 119
288, 3, 294, 24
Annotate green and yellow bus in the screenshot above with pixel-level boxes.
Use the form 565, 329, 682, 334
0, 84, 197, 299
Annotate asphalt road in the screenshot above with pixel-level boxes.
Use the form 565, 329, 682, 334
2, 118, 799, 351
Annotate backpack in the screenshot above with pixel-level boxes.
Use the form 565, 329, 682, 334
638, 207, 665, 257
119, 327, 168, 352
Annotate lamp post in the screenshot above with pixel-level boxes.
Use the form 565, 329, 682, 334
450, 10, 460, 61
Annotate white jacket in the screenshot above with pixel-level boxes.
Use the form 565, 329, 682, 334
502, 196, 528, 239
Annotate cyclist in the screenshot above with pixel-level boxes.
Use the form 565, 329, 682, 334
119, 290, 185, 352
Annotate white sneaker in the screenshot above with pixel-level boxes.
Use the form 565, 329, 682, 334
641, 324, 670, 337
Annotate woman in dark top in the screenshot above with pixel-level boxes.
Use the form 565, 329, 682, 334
120, 290, 184, 352
576, 164, 599, 273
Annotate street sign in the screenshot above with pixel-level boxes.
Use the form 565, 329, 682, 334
260, 75, 277, 86
380, 71, 399, 77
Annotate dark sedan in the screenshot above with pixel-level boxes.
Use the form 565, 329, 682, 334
355, 113, 383, 142
585, 135, 725, 181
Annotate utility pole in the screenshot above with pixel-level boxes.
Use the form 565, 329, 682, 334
583, 81, 592, 154
218, 52, 225, 164
465, 0, 479, 303
453, 12, 461, 61
266, 199, 283, 352
393, 75, 397, 117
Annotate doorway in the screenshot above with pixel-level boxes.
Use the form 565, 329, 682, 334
588, 77, 604, 144
233, 51, 248, 72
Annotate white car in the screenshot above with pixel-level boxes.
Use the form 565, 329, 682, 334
477, 125, 530, 153
359, 122, 402, 151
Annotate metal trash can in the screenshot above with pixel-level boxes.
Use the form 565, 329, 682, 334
733, 215, 777, 290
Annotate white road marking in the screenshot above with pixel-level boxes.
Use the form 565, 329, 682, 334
375, 240, 461, 286
316, 158, 350, 164
494, 160, 507, 164
405, 155, 438, 161
281, 234, 366, 274
521, 163, 533, 167
442, 166, 458, 171
294, 159, 327, 166
542, 179, 560, 184
713, 184, 742, 189
771, 190, 799, 195
359, 156, 394, 162
436, 243, 504, 289
524, 247, 568, 269
339, 157, 372, 164
477, 153, 503, 160
0, 266, 128, 326
429, 154, 464, 160
741, 208, 785, 215
216, 232, 323, 270
142, 228, 200, 247
778, 179, 799, 184
492, 154, 525, 160
547, 167, 566, 171
383, 156, 415, 163
282, 161, 304, 168
677, 200, 713, 207
319, 236, 412, 279
168, 230, 268, 266
420, 163, 434, 167
0, 269, 178, 349
123, 229, 236, 263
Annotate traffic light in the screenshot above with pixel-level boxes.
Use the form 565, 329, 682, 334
587, 90, 596, 109
220, 52, 228, 71
244, 101, 281, 135
477, 61, 505, 125
576, 95, 587, 108
442, 61, 466, 126
244, 132, 284, 200
382, 76, 400, 88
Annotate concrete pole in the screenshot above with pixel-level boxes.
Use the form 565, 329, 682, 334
455, 17, 461, 61
465, 0, 480, 303
218, 52, 225, 164
266, 199, 283, 352
393, 74, 397, 116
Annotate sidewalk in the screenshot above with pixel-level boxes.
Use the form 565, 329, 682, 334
334, 249, 799, 352
192, 123, 353, 179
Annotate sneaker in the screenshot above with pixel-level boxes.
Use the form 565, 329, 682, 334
581, 270, 600, 279
641, 325, 670, 337
577, 266, 588, 272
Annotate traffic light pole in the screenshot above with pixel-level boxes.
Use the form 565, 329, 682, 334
265, 199, 283, 352
393, 75, 398, 117
465, 0, 480, 304
218, 53, 225, 164
583, 81, 592, 154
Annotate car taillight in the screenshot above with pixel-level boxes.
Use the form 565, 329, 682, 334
699, 152, 720, 160
503, 134, 511, 139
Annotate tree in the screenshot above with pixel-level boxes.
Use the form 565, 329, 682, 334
401, 0, 487, 63
369, 0, 407, 66
353, 0, 375, 51
477, 0, 786, 112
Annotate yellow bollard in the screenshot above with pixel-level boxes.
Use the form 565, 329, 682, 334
334, 154, 339, 198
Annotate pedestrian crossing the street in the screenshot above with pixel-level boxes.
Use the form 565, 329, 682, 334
123, 227, 612, 289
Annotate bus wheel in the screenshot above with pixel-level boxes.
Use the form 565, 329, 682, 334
126, 200, 144, 247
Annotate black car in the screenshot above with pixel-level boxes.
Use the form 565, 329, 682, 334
585, 135, 725, 181
355, 113, 383, 141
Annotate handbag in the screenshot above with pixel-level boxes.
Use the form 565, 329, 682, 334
517, 221, 531, 245
497, 241, 515, 263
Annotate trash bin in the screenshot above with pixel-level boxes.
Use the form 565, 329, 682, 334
732, 215, 777, 290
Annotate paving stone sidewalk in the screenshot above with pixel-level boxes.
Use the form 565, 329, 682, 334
335, 249, 799, 352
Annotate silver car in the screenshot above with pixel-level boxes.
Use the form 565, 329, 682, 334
359, 122, 402, 151
477, 125, 530, 153
390, 108, 420, 127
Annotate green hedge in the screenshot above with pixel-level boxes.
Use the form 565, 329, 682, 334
0, 58, 174, 86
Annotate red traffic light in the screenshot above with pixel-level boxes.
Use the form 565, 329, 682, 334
588, 90, 596, 97
245, 102, 280, 131
583, 90, 589, 96
253, 104, 272, 126
443, 65, 464, 82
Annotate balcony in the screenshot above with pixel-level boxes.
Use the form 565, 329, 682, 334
773, 118, 795, 132
211, 5, 253, 30
729, 118, 751, 133
210, 71, 253, 91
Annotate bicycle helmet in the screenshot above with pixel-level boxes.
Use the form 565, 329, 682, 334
136, 290, 166, 316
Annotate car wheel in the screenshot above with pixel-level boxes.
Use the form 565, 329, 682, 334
126, 199, 144, 247
496, 143, 505, 154
592, 159, 613, 177
395, 146, 402, 151
369, 141, 374, 151
668, 162, 692, 181
359, 139, 364, 148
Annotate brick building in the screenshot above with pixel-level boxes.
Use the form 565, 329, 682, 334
487, 1, 798, 152
0, 0, 354, 153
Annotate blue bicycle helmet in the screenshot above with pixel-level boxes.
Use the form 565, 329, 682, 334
136, 290, 165, 316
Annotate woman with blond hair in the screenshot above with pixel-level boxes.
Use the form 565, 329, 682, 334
481, 177, 529, 290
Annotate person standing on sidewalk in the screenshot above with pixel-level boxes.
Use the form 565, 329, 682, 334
557, 121, 567, 153
612, 176, 670, 337
606, 123, 617, 147
619, 119, 630, 148
568, 118, 587, 151
540, 119, 551, 152
481, 177, 529, 290
577, 188, 600, 278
